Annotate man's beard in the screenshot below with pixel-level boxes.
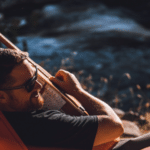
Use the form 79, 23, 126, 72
8, 92, 44, 112
29, 93, 44, 111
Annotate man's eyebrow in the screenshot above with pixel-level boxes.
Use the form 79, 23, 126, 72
7, 76, 17, 87
28, 64, 36, 75
22, 66, 36, 85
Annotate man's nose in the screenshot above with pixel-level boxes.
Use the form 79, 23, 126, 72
34, 80, 43, 90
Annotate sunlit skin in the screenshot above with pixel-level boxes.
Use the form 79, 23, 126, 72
50, 70, 124, 146
0, 59, 44, 112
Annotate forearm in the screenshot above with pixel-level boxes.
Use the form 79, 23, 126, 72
74, 89, 124, 144
50, 70, 121, 123
73, 89, 122, 123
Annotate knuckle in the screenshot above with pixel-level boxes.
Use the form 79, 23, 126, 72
58, 69, 64, 73
70, 73, 75, 77
65, 70, 70, 74
70, 74, 74, 78
59, 69, 68, 74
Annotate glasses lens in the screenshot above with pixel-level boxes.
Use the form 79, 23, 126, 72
26, 79, 36, 92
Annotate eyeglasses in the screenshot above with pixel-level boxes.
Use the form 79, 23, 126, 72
0, 66, 38, 93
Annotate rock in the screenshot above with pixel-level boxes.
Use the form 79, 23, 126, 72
113, 108, 125, 118
122, 110, 139, 121
121, 120, 141, 137
138, 115, 148, 126
121, 111, 148, 125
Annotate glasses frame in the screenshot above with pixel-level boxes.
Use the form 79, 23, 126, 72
0, 66, 38, 93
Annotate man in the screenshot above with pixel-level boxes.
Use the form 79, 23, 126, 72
0, 48, 124, 149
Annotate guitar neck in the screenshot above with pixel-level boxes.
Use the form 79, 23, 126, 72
0, 33, 89, 116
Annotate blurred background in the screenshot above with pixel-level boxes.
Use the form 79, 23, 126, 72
1, 0, 150, 115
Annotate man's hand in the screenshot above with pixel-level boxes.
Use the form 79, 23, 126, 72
50, 69, 124, 146
50, 69, 83, 96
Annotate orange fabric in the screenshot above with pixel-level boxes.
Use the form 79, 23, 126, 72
0, 111, 28, 150
0, 111, 81, 150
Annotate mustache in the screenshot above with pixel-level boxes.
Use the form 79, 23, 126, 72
29, 93, 44, 111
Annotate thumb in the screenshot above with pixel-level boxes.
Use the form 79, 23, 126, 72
50, 76, 65, 91
50, 76, 57, 82
49, 76, 55, 80
50, 76, 63, 85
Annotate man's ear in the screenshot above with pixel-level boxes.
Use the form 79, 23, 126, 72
0, 91, 9, 103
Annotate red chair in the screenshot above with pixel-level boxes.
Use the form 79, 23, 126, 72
0, 111, 27, 150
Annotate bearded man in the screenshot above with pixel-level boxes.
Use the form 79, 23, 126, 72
0, 48, 125, 150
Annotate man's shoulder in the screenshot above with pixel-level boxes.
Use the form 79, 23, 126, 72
2, 109, 62, 121
31, 109, 63, 118
2, 109, 61, 115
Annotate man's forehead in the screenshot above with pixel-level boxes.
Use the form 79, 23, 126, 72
10, 60, 35, 79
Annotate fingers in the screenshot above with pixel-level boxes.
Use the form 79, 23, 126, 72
55, 69, 72, 81
55, 69, 69, 77
50, 76, 68, 93
50, 69, 69, 83
50, 76, 63, 86
50, 69, 76, 85
50, 69, 82, 95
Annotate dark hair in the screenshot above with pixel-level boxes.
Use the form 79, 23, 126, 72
0, 48, 29, 88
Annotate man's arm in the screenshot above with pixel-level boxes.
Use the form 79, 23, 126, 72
50, 69, 124, 146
